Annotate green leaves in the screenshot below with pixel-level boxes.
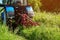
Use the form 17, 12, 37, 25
28, 0, 41, 12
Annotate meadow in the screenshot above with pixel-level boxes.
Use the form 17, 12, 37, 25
0, 12, 60, 40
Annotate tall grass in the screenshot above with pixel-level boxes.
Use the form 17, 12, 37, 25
18, 12, 60, 40
0, 24, 26, 40
34, 12, 60, 27
20, 25, 60, 40
0, 12, 60, 40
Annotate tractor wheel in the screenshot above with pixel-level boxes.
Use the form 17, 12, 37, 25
7, 18, 13, 31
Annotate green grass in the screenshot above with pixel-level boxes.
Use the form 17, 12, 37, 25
0, 12, 60, 40
34, 12, 60, 27
20, 26, 60, 40
0, 25, 26, 40
18, 12, 60, 40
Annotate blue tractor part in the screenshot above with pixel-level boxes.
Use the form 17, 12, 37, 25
1, 12, 6, 24
26, 6, 34, 18
1, 6, 15, 25
5, 6, 15, 18
0, 0, 3, 4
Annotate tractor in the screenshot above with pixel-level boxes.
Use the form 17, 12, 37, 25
0, 0, 34, 32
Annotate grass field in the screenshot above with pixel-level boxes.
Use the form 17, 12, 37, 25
0, 12, 60, 40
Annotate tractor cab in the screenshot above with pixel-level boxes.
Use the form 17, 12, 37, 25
0, 0, 34, 31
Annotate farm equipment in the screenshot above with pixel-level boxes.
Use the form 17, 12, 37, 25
0, 0, 34, 31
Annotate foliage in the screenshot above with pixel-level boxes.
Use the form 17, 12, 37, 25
19, 25, 60, 40
18, 12, 60, 40
28, 0, 41, 12
40, 0, 60, 12
1, 9, 60, 40
0, 25, 26, 40
34, 12, 60, 27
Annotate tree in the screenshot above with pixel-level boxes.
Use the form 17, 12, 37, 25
28, 0, 41, 12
